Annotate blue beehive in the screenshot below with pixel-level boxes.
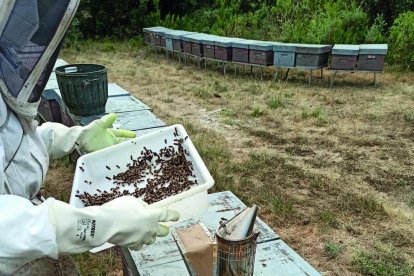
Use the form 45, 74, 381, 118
273, 43, 299, 68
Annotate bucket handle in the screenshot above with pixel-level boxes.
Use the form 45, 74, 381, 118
82, 78, 100, 86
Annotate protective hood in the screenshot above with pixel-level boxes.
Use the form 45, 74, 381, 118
0, 0, 79, 117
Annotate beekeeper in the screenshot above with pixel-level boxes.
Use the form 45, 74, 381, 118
0, 0, 179, 275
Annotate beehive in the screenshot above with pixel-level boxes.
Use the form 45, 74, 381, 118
357, 44, 388, 71
143, 27, 165, 45
153, 28, 170, 48
248, 41, 276, 65
213, 38, 242, 61
164, 30, 179, 51
166, 31, 195, 52
231, 40, 254, 63
201, 35, 220, 59
295, 44, 332, 68
273, 43, 299, 68
330, 44, 359, 70
182, 33, 203, 55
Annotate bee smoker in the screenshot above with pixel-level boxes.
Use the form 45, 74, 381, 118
215, 205, 259, 276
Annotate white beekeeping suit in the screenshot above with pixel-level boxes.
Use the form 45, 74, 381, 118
0, 1, 179, 274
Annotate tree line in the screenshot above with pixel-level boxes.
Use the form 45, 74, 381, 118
66, 0, 414, 70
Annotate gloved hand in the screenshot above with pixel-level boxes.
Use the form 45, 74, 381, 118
48, 196, 180, 254
77, 113, 136, 153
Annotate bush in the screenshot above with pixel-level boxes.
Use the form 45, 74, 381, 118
365, 15, 387, 43
389, 11, 414, 70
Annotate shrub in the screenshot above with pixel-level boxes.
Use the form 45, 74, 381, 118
389, 11, 414, 70
365, 15, 387, 43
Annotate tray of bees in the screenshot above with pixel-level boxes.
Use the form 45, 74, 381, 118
69, 124, 215, 221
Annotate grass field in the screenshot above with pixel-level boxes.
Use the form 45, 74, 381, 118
51, 41, 414, 275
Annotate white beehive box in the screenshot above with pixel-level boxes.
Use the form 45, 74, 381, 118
69, 124, 215, 252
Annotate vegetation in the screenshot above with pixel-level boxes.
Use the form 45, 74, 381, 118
66, 0, 414, 70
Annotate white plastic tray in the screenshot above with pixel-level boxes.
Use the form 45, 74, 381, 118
69, 124, 214, 252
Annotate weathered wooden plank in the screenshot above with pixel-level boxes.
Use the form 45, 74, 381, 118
131, 235, 182, 268
138, 259, 190, 276
114, 110, 166, 131
108, 83, 131, 97
105, 96, 151, 113
254, 240, 321, 276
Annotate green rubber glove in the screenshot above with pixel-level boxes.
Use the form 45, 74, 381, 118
77, 113, 136, 153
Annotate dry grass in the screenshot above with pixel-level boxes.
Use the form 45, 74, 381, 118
53, 41, 414, 275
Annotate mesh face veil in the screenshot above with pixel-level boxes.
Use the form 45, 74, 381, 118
0, 0, 79, 117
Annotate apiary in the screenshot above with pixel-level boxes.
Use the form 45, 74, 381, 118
201, 35, 220, 59
273, 43, 298, 68
231, 40, 253, 63
330, 44, 359, 70
213, 38, 242, 61
295, 44, 332, 68
357, 44, 388, 71
248, 41, 275, 65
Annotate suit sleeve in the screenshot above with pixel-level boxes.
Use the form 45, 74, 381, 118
36, 122, 83, 159
0, 143, 59, 273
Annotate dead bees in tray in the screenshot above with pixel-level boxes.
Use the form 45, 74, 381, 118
76, 138, 196, 206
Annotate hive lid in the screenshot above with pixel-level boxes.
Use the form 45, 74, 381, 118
359, 44, 388, 55
295, 44, 332, 54
332, 44, 359, 55
213, 37, 244, 47
167, 31, 196, 39
273, 43, 300, 52
200, 35, 221, 44
143, 26, 165, 33
248, 40, 275, 51
153, 27, 171, 35
182, 33, 206, 42
231, 39, 255, 49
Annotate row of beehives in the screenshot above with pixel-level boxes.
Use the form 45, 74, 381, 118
143, 27, 388, 71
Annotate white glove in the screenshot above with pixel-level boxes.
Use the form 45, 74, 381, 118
48, 196, 180, 254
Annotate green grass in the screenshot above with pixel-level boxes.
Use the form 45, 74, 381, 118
268, 96, 287, 109
354, 246, 413, 276
338, 193, 385, 219
324, 242, 343, 258
73, 248, 121, 275
301, 106, 329, 124
319, 211, 339, 228
271, 196, 295, 214
251, 106, 265, 117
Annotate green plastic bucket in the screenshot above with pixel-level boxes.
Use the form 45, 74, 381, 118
55, 64, 108, 116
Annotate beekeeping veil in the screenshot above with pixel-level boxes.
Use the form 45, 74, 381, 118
0, 0, 79, 118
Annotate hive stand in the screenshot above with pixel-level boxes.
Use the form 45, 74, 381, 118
330, 70, 381, 87
39, 59, 321, 276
